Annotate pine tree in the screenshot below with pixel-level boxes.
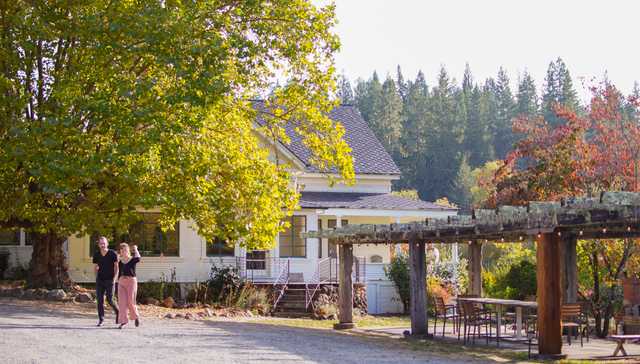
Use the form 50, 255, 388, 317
354, 72, 383, 123
451, 155, 474, 212
541, 57, 579, 126
420, 67, 463, 201
397, 71, 429, 190
336, 73, 354, 104
396, 65, 408, 102
370, 76, 403, 157
516, 70, 538, 118
465, 85, 493, 167
479, 78, 498, 161
493, 67, 517, 158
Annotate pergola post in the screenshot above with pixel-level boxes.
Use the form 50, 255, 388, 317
409, 236, 428, 336
564, 236, 578, 304
334, 242, 355, 330
468, 241, 483, 296
536, 232, 564, 358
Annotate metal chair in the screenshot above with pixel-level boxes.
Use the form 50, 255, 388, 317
461, 301, 492, 345
432, 296, 457, 337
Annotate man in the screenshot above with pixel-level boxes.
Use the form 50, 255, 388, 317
93, 236, 119, 326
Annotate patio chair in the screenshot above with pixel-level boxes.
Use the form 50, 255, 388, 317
461, 301, 492, 345
432, 296, 457, 337
561, 303, 587, 346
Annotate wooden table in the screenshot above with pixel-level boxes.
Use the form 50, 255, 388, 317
457, 297, 538, 340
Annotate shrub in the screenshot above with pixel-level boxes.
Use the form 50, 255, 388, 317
137, 267, 180, 303
483, 259, 536, 300
384, 255, 410, 313
207, 266, 244, 303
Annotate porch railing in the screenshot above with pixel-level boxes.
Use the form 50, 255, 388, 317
316, 257, 367, 284
305, 256, 367, 310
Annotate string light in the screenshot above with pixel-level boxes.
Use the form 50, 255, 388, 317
537, 233, 542, 239
500, 237, 505, 242
519, 236, 524, 241
628, 226, 632, 232
557, 231, 562, 237
579, 230, 584, 236
602, 228, 607, 234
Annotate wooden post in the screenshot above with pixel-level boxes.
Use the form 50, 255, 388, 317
409, 236, 428, 336
564, 237, 578, 304
334, 242, 355, 330
536, 232, 564, 358
468, 241, 483, 296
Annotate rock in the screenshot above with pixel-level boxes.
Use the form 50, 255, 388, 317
186, 303, 196, 309
46, 289, 66, 301
144, 297, 160, 306
74, 292, 93, 303
164, 313, 176, 319
246, 310, 254, 318
203, 304, 212, 308
10, 287, 24, 298
162, 297, 175, 308
22, 289, 36, 300
174, 313, 184, 319
204, 308, 213, 317
34, 288, 48, 299
184, 313, 193, 320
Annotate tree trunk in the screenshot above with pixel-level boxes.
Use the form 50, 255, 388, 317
29, 232, 71, 289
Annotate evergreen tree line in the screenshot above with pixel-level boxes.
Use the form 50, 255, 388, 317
338, 58, 590, 210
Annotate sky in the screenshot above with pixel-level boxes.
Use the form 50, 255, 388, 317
325, 0, 639, 102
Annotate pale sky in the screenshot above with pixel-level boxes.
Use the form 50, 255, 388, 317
327, 0, 639, 101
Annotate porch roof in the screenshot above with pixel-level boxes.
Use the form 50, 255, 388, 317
299, 192, 456, 212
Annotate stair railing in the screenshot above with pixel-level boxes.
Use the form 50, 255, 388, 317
305, 258, 329, 310
271, 259, 290, 312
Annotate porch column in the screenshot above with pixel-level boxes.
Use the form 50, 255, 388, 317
564, 236, 578, 304
536, 232, 564, 358
468, 241, 482, 296
334, 242, 355, 330
409, 236, 428, 336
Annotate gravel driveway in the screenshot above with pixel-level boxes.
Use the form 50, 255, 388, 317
0, 298, 483, 364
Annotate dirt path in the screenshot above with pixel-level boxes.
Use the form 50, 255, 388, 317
0, 298, 488, 364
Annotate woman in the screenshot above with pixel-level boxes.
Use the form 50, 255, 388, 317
117, 243, 141, 329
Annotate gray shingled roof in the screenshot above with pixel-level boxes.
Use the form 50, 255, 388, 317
253, 101, 401, 175
299, 192, 457, 211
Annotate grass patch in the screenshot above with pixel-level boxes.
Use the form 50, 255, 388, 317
251, 315, 411, 330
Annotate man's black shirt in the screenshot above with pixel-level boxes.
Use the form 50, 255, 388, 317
92, 249, 118, 281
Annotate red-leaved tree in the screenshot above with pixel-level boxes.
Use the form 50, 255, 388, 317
491, 82, 640, 337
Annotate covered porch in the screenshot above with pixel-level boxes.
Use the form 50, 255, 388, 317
307, 191, 640, 359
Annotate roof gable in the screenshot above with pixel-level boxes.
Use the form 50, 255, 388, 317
253, 101, 401, 175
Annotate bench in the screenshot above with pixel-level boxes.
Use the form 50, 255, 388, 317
610, 335, 640, 357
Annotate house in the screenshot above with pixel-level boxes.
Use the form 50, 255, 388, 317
0, 103, 457, 313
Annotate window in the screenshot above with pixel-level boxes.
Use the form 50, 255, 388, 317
370, 255, 383, 263
89, 213, 179, 257
327, 219, 349, 229
207, 237, 235, 257
279, 215, 306, 258
0, 229, 20, 246
247, 250, 266, 270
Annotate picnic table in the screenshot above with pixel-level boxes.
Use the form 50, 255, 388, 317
457, 297, 537, 340
610, 335, 640, 357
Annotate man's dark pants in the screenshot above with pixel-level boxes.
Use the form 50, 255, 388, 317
96, 279, 119, 321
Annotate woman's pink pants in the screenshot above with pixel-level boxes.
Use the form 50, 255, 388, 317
117, 276, 139, 324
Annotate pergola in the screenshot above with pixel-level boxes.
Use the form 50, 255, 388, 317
305, 191, 640, 357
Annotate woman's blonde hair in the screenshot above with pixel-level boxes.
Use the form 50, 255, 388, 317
118, 243, 130, 254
